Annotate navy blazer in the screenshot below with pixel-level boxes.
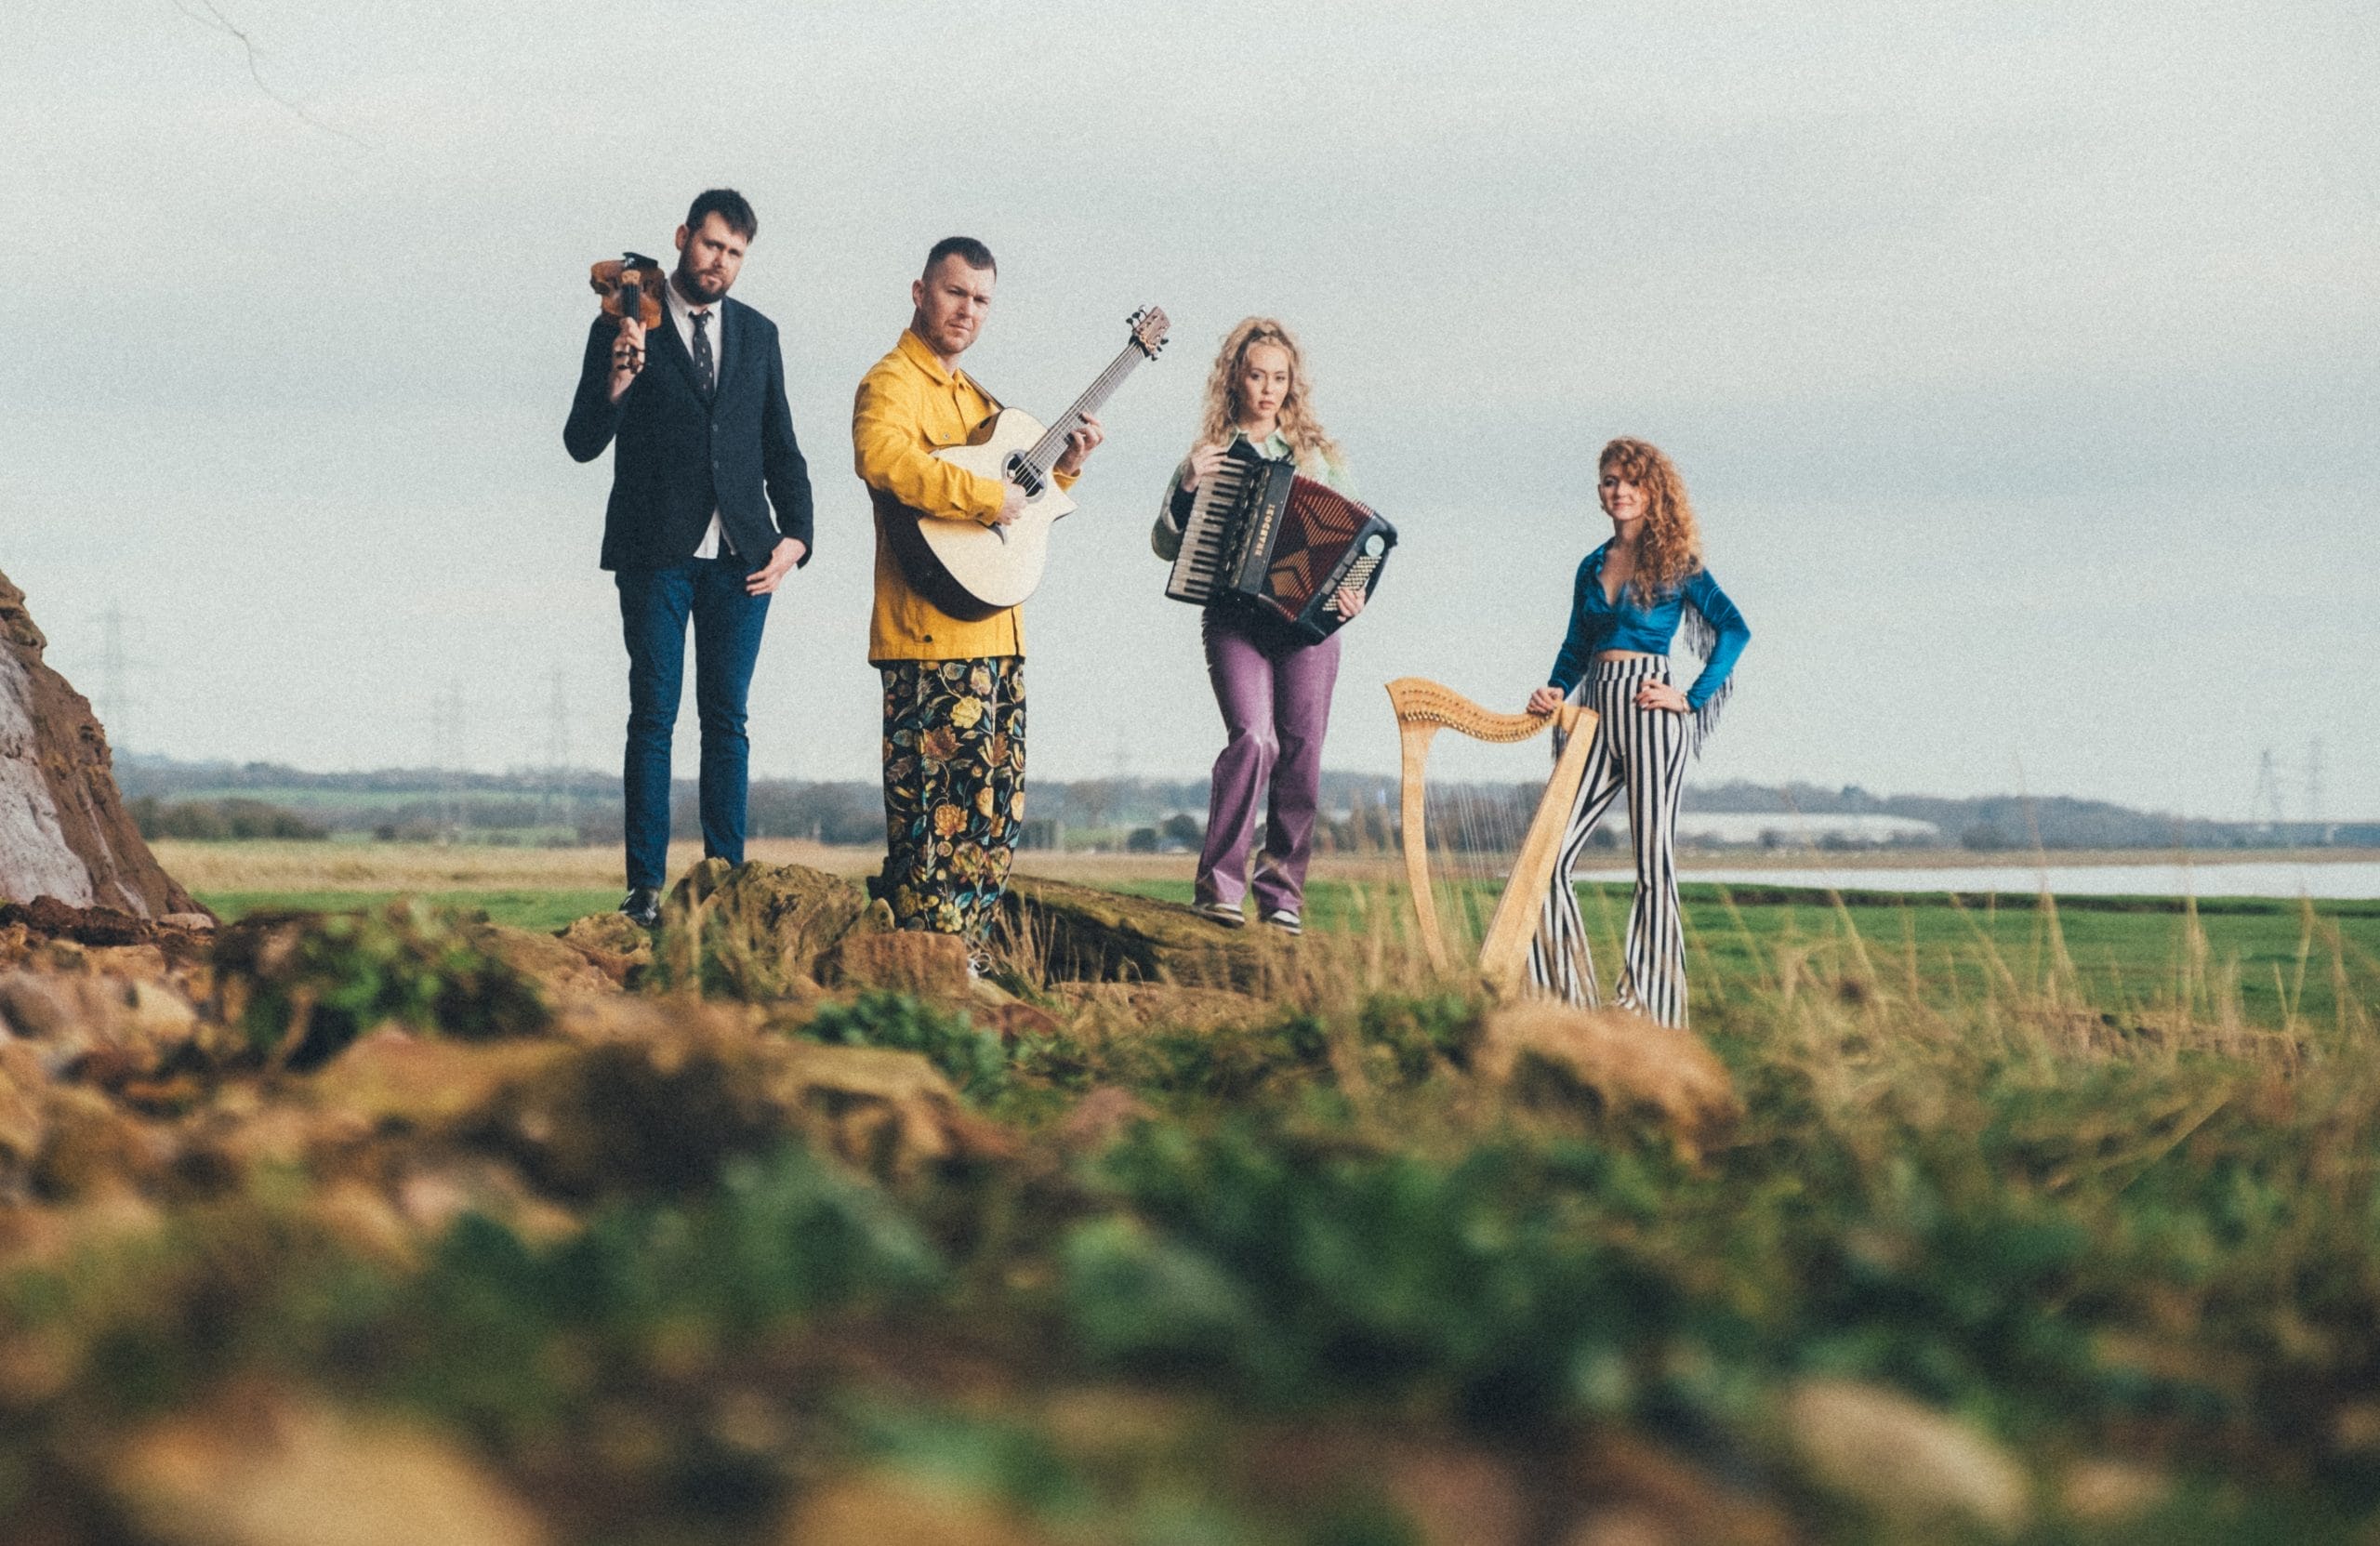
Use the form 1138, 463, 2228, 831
564, 295, 814, 573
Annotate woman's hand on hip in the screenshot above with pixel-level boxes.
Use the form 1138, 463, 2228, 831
1526, 685, 1567, 716
1634, 681, 1689, 714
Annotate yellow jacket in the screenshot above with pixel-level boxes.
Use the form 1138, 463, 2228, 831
853, 328, 1077, 664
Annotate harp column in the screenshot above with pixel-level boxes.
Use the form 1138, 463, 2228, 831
1386, 677, 1596, 996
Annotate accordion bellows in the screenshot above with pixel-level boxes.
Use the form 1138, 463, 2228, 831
1165, 442, 1397, 643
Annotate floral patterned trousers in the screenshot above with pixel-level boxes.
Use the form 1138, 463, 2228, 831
879, 656, 1027, 940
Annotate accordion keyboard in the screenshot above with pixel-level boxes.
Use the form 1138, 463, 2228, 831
1164, 448, 1262, 604
1323, 545, 1386, 616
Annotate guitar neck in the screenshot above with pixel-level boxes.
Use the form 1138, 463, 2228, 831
1020, 342, 1148, 479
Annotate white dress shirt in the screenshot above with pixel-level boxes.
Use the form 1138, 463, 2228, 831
666, 274, 730, 560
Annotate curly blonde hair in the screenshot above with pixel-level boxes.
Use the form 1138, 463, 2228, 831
1602, 437, 1703, 598
1195, 317, 1342, 474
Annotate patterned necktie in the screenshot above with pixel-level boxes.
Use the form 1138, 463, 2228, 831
691, 309, 715, 396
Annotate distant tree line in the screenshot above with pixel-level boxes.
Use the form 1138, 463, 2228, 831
112, 754, 2374, 851
130, 797, 327, 842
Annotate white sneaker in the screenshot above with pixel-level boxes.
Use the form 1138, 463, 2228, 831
1262, 908, 1302, 935
1194, 899, 1247, 929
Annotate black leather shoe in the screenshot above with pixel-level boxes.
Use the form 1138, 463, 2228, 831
621, 886, 662, 929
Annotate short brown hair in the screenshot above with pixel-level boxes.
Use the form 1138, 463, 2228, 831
924, 235, 996, 277
686, 189, 757, 241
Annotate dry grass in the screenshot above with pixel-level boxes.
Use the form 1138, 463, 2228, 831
152, 838, 2380, 900
152, 839, 881, 894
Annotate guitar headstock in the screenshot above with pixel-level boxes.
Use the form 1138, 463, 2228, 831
1128, 306, 1171, 359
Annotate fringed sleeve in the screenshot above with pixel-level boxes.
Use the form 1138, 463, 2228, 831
1678, 568, 1750, 756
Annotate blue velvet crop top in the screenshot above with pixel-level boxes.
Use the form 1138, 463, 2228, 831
1547, 540, 1750, 739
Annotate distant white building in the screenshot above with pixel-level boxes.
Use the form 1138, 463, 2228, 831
1673, 812, 1942, 846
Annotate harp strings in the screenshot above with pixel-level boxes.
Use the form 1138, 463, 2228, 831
1425, 772, 1532, 956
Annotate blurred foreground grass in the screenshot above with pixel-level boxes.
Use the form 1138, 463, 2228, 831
8, 861, 2380, 1542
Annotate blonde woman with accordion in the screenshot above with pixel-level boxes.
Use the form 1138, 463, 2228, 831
1153, 318, 1368, 934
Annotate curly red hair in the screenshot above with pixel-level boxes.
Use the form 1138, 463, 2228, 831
1601, 437, 1702, 597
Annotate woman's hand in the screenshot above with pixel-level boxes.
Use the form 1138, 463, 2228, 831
1526, 685, 1567, 716
1635, 681, 1689, 714
1180, 442, 1227, 492
1334, 585, 1366, 620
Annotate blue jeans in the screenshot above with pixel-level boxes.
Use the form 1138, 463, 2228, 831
616, 558, 771, 891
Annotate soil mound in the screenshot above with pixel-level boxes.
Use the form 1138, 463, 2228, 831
0, 569, 199, 918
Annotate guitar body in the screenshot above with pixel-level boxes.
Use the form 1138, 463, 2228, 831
896, 410, 1078, 618
883, 307, 1170, 621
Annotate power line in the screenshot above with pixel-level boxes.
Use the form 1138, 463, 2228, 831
2250, 747, 2285, 829
430, 681, 467, 842
544, 667, 575, 830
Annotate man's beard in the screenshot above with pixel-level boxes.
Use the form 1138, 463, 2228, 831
676, 264, 729, 303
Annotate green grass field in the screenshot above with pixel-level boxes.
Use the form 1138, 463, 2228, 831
1084, 878, 2380, 1031
194, 875, 2380, 1030
197, 887, 619, 933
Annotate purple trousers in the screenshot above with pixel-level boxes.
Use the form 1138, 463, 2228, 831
1195, 610, 1341, 914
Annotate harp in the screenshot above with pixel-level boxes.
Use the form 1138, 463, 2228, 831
1386, 677, 1600, 995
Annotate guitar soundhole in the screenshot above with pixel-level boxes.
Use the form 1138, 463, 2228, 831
1005, 453, 1044, 499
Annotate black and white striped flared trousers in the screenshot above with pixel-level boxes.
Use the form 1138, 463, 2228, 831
1528, 656, 1691, 1026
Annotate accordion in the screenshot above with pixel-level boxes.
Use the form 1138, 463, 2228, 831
1164, 442, 1397, 643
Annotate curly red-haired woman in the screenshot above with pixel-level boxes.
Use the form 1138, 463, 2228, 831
1524, 438, 1750, 1026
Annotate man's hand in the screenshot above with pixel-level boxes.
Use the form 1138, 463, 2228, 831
1181, 441, 1227, 492
1333, 585, 1367, 621
1526, 685, 1567, 716
994, 482, 1026, 526
746, 537, 806, 595
607, 318, 646, 403
1054, 414, 1105, 476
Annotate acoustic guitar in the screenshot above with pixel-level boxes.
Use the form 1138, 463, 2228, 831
886, 306, 1170, 619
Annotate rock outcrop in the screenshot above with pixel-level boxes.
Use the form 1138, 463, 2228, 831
1000, 876, 1288, 991
0, 568, 197, 918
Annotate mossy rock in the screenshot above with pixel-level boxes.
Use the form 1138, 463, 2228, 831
660, 861, 872, 997
999, 877, 1290, 991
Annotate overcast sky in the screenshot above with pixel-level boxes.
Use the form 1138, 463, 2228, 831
3, 0, 2373, 819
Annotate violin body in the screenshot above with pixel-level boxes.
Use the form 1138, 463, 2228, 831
588, 253, 667, 330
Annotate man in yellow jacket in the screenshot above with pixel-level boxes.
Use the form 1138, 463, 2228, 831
853, 237, 1103, 960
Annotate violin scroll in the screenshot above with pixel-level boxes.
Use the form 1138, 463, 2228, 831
588, 252, 667, 330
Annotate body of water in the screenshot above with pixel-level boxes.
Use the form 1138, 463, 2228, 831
1568, 862, 2380, 901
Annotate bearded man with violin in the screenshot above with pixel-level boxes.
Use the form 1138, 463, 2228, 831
565, 188, 814, 929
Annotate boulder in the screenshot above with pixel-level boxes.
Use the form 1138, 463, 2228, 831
556, 910, 653, 984
1473, 1003, 1741, 1158
0, 569, 201, 918
111, 1386, 551, 1546
465, 921, 619, 1002
823, 929, 972, 998
1000, 876, 1287, 991
0, 969, 203, 1078
468, 1006, 1013, 1197
661, 860, 871, 996
0, 1037, 47, 1185
1784, 1378, 2030, 1538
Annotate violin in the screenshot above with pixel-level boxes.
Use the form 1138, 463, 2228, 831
588, 252, 667, 376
